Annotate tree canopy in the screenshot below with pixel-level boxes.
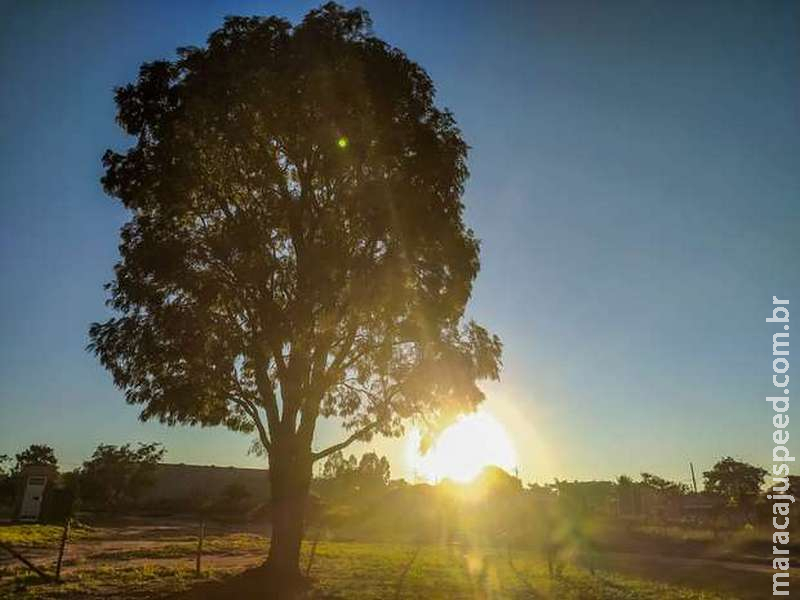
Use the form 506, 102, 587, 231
90, 1, 500, 466
640, 472, 687, 496
13, 444, 58, 475
703, 457, 766, 507
77, 442, 166, 510
319, 450, 390, 497
90, 2, 501, 575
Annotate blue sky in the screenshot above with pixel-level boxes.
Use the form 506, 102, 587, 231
1, 0, 798, 485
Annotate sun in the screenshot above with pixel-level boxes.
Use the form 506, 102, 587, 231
407, 411, 517, 483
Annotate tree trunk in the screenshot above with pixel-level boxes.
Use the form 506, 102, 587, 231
267, 442, 313, 581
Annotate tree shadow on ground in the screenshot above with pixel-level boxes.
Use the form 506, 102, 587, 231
162, 566, 342, 600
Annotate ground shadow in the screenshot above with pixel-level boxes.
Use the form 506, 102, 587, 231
162, 565, 342, 600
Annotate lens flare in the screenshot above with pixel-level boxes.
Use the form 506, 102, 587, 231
337, 136, 349, 149
407, 411, 516, 483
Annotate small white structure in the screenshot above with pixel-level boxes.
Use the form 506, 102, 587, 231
15, 465, 56, 522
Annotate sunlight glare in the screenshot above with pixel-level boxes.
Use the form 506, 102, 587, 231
407, 411, 517, 483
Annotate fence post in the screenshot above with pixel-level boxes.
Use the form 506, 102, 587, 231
195, 518, 206, 577
55, 518, 71, 581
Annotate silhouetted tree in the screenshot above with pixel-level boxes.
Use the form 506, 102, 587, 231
640, 472, 688, 496
77, 443, 165, 510
357, 452, 391, 489
89, 2, 501, 578
321, 451, 358, 481
786, 475, 800, 497
0, 455, 12, 505
703, 457, 766, 524
319, 450, 390, 499
13, 444, 58, 475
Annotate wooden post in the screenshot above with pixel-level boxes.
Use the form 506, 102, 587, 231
195, 519, 206, 577
55, 518, 71, 581
689, 462, 698, 494
305, 528, 320, 577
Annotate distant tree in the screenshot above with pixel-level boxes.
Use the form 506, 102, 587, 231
0, 455, 12, 505
89, 2, 501, 577
13, 444, 58, 475
321, 451, 358, 481
786, 475, 800, 497
357, 452, 391, 488
472, 465, 522, 494
640, 472, 688, 495
526, 482, 556, 500
616, 475, 634, 486
703, 457, 766, 523
615, 475, 640, 516
222, 481, 252, 502
319, 450, 390, 498
77, 443, 165, 510
554, 480, 616, 514
215, 481, 254, 513
60, 469, 81, 496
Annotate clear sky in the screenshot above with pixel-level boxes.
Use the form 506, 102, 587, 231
1, 0, 798, 486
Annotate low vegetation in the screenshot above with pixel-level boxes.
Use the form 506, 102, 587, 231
0, 525, 89, 548
3, 565, 223, 600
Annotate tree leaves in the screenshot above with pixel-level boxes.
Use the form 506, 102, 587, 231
90, 3, 502, 457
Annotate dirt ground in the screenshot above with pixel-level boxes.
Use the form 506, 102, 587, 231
0, 514, 267, 574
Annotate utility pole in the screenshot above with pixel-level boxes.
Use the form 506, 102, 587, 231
689, 462, 698, 494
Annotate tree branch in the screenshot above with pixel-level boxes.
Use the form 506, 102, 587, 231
229, 395, 271, 453
311, 420, 381, 462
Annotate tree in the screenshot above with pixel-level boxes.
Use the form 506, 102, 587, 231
640, 472, 688, 495
703, 457, 767, 523
0, 455, 12, 505
216, 481, 254, 513
321, 451, 357, 481
13, 444, 58, 475
89, 3, 502, 578
786, 475, 800, 498
319, 450, 390, 498
356, 452, 391, 488
78, 443, 165, 510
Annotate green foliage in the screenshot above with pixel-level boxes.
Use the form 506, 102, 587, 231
317, 450, 391, 502
3, 564, 219, 600
89, 1, 502, 571
640, 472, 688, 496
702, 457, 766, 507
356, 452, 391, 487
0, 524, 89, 547
0, 455, 12, 505
321, 451, 390, 484
88, 1, 501, 457
77, 442, 165, 510
321, 450, 359, 481
13, 444, 58, 475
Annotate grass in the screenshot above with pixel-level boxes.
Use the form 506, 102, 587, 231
2, 565, 224, 599
635, 524, 718, 543
0, 525, 64, 547
86, 533, 268, 561
0, 524, 89, 548
0, 525, 753, 599
303, 542, 726, 600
